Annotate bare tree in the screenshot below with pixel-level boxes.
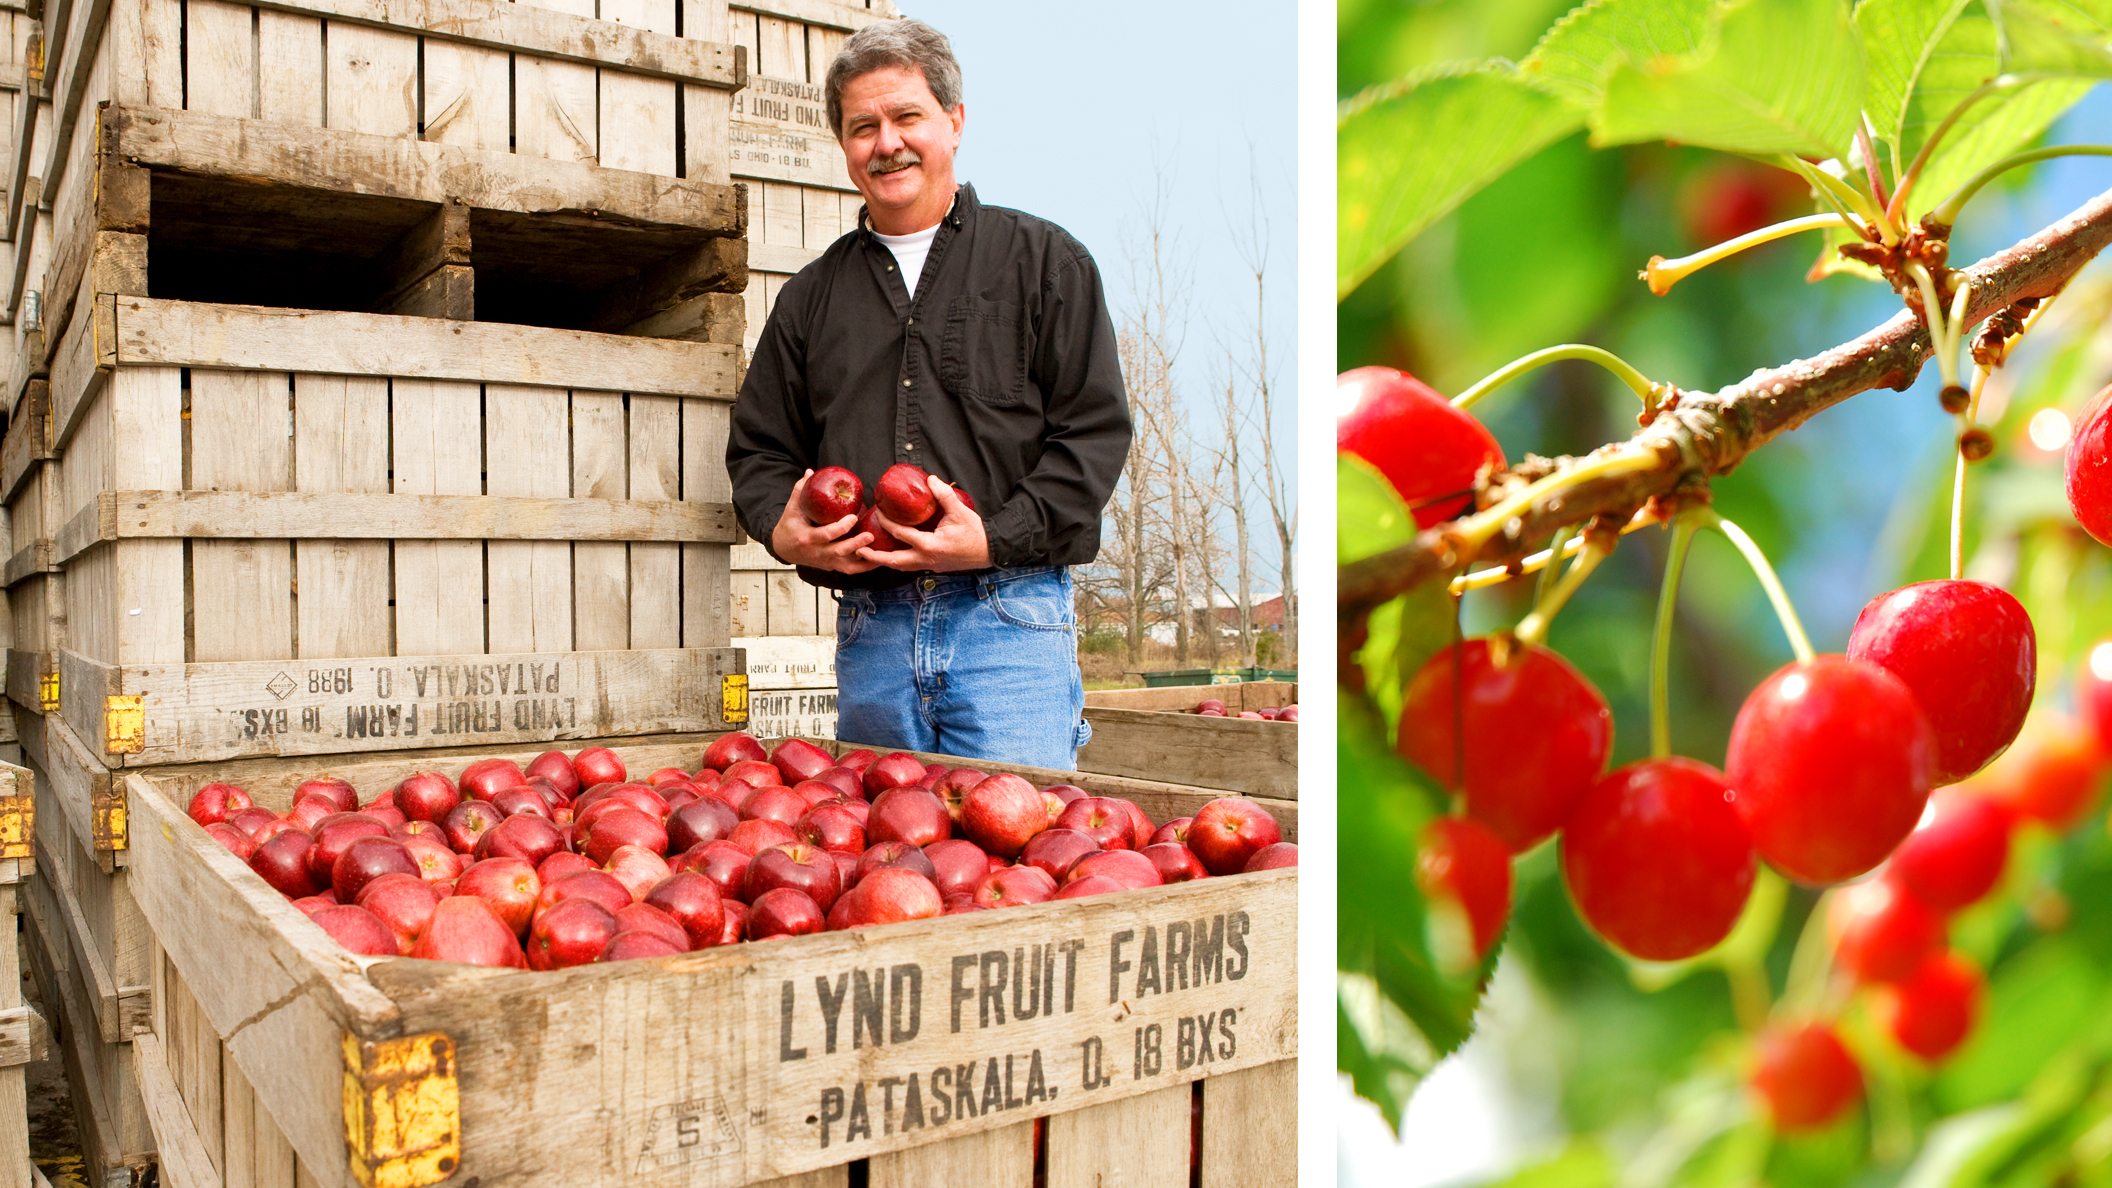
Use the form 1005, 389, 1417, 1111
1229, 157, 1295, 662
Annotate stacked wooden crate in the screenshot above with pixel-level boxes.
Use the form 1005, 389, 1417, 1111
1080, 683, 1300, 799
0, 760, 45, 1188
2, 0, 757, 1179
727, 0, 896, 739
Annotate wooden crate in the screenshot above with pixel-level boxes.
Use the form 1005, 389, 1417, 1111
122, 733, 1296, 1188
1, 15, 47, 418
29, 0, 748, 347
2, 378, 59, 721
0, 760, 40, 1188
1079, 683, 1299, 800
735, 632, 837, 740
35, 296, 750, 772
19, 741, 148, 1187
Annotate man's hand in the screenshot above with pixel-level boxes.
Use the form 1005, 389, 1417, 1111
772, 470, 881, 573
861, 477, 991, 572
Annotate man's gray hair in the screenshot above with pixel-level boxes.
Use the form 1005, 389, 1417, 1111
824, 18, 963, 139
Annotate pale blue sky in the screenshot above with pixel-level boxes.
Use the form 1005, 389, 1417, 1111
900, 1, 1302, 586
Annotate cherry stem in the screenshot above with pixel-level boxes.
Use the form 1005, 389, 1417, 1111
1513, 536, 1611, 647
1451, 344, 1658, 411
1534, 524, 1578, 606
1783, 154, 1892, 243
1932, 145, 2112, 226
1950, 362, 1990, 582
1908, 262, 1958, 388
1702, 510, 1815, 664
1725, 956, 1771, 1035
1649, 515, 1700, 759
1856, 118, 1891, 211
1447, 509, 1658, 595
1642, 214, 1855, 296
1454, 450, 1664, 553
1779, 888, 1843, 1014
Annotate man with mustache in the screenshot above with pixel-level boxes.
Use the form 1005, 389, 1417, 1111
726, 18, 1132, 770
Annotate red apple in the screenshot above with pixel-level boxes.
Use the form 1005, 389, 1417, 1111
973, 865, 1059, 908
1113, 799, 1155, 850
574, 747, 627, 788
331, 837, 421, 905
863, 752, 929, 797
868, 787, 953, 848
837, 749, 879, 773
1143, 843, 1208, 883
394, 773, 459, 824
355, 874, 442, 954
703, 732, 770, 773
1187, 798, 1282, 876
962, 774, 1049, 858
291, 894, 336, 919
188, 783, 254, 826
667, 798, 740, 853
791, 780, 844, 809
644, 873, 726, 950
536, 850, 597, 885
1069, 849, 1163, 890
412, 897, 526, 967
205, 823, 256, 860
812, 767, 865, 800
1056, 798, 1134, 851
536, 869, 632, 918
719, 760, 783, 790
296, 778, 358, 813
578, 806, 668, 865
856, 840, 938, 884
1056, 875, 1126, 900
748, 888, 825, 939
801, 465, 865, 525
1041, 784, 1090, 806
719, 901, 749, 944
770, 738, 836, 785
442, 800, 504, 854
457, 760, 527, 801
831, 850, 861, 891
684, 840, 757, 903
796, 803, 866, 854
489, 786, 553, 820
747, 843, 843, 911
841, 868, 943, 927
527, 898, 618, 970
741, 786, 809, 829
473, 812, 566, 868
309, 815, 390, 884
602, 930, 686, 962
1149, 818, 1193, 847
856, 504, 904, 552
287, 796, 338, 833
603, 844, 673, 902
312, 904, 398, 957
526, 750, 581, 800
1244, 843, 1299, 871
924, 839, 992, 899
1021, 829, 1100, 882
401, 833, 465, 884
728, 818, 798, 856
227, 807, 279, 838
875, 462, 938, 526
613, 902, 690, 952
455, 857, 542, 936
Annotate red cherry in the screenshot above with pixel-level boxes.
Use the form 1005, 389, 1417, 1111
1560, 757, 1755, 961
1845, 580, 2035, 785
1827, 876, 1944, 985
1725, 655, 1937, 885
1974, 713, 2105, 829
1415, 817, 1512, 967
1890, 789, 2012, 913
1750, 1022, 1863, 1134
1875, 950, 1983, 1062
2064, 382, 2112, 546
1398, 638, 1612, 852
1336, 367, 1504, 528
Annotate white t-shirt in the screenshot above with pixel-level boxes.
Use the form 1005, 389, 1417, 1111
873, 223, 940, 297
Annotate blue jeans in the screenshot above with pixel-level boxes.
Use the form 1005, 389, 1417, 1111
834, 566, 1091, 771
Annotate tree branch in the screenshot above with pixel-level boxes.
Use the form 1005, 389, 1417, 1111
1341, 185, 2112, 622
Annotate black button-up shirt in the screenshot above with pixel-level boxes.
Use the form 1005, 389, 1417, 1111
726, 183, 1133, 590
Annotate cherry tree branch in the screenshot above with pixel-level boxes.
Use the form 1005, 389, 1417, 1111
1341, 185, 2112, 622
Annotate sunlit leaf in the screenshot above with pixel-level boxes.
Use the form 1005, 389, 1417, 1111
1521, 0, 1716, 106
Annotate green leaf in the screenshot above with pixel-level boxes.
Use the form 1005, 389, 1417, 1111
1858, 0, 1976, 178
1338, 454, 1419, 566
1337, 699, 1484, 1123
1339, 61, 1582, 299
1593, 0, 1866, 158
1882, 6, 2094, 222
1520, 0, 1717, 107
2000, 0, 2112, 78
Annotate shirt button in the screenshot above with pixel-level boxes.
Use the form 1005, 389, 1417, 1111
906, 318, 915, 327
905, 442, 916, 451
886, 264, 896, 271
901, 378, 911, 387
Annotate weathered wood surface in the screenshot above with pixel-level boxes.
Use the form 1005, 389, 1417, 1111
58, 647, 746, 768
1076, 710, 1299, 800
1198, 1059, 1298, 1187
52, 490, 737, 562
109, 104, 743, 231
1085, 682, 1298, 713
127, 746, 1296, 1188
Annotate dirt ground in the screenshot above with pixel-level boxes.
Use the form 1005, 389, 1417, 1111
20, 928, 104, 1188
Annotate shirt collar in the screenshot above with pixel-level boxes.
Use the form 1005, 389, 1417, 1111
859, 183, 975, 237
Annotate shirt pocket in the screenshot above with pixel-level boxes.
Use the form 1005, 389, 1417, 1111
940, 295, 1029, 408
